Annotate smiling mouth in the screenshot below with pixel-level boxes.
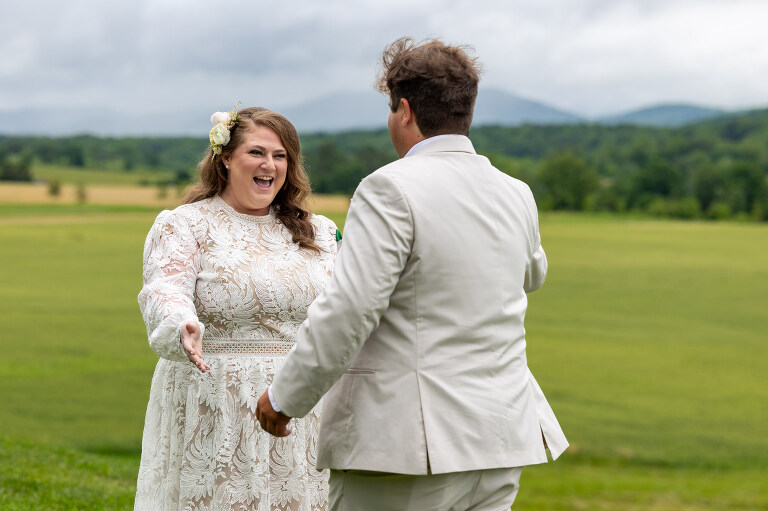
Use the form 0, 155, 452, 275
254, 176, 274, 190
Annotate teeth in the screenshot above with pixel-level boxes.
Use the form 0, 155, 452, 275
255, 176, 273, 181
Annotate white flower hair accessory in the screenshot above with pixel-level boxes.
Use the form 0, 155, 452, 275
209, 101, 241, 160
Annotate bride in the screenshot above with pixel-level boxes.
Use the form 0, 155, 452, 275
134, 105, 338, 510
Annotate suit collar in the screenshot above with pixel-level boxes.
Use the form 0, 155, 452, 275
405, 134, 476, 157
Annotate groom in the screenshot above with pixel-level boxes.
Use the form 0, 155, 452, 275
257, 37, 567, 510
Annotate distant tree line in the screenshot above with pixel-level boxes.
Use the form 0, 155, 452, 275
472, 111, 768, 221
0, 154, 32, 181
1, 108, 767, 221
0, 135, 205, 179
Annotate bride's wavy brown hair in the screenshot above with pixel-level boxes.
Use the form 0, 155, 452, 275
183, 107, 319, 251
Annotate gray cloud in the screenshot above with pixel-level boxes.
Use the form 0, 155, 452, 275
1, 0, 766, 133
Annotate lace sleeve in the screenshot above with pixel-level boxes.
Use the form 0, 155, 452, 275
319, 215, 340, 256
138, 209, 204, 362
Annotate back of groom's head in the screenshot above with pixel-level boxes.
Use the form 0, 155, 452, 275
376, 37, 482, 137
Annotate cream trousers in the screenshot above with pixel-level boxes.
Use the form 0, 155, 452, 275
329, 466, 523, 511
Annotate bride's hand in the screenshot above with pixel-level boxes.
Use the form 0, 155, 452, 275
181, 322, 210, 373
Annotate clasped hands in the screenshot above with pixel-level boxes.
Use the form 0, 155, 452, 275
182, 322, 291, 437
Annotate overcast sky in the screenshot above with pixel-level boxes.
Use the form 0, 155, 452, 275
2, 0, 767, 132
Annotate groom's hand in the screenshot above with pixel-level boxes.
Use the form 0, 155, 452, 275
256, 389, 292, 437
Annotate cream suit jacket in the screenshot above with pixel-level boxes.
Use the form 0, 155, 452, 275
272, 135, 567, 475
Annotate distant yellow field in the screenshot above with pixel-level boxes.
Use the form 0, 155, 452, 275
0, 182, 350, 213
310, 194, 350, 213
0, 182, 176, 207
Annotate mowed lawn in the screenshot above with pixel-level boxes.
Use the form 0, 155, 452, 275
1, 203, 766, 510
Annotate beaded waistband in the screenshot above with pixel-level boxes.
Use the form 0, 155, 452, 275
202, 338, 295, 356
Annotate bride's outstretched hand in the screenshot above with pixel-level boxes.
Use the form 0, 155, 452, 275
181, 322, 210, 373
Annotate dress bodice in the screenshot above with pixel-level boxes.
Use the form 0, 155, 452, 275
138, 195, 337, 361
191, 196, 336, 340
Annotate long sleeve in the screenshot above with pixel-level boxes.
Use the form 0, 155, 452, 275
138, 210, 204, 362
523, 184, 547, 293
272, 171, 413, 417
524, 234, 547, 293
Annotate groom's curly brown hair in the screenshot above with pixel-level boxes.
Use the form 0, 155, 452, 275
376, 37, 482, 137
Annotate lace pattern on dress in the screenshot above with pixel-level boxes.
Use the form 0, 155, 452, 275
135, 196, 336, 511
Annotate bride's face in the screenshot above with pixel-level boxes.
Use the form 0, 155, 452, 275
221, 125, 288, 216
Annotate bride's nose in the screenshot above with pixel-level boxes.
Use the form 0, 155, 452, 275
262, 155, 277, 171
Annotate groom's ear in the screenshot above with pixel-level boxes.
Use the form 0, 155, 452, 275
400, 98, 414, 127
400, 98, 423, 137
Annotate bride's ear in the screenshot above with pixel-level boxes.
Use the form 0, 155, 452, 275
221, 154, 230, 169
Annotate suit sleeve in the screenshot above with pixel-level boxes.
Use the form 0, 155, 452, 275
272, 171, 413, 417
523, 184, 547, 293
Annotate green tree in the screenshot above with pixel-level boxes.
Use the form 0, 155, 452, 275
65, 143, 86, 167
0, 155, 33, 181
352, 145, 392, 175
725, 162, 766, 214
48, 179, 62, 197
306, 142, 367, 194
628, 157, 684, 208
693, 165, 726, 212
537, 153, 599, 210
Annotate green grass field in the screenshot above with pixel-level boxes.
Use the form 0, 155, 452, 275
31, 164, 175, 186
1, 205, 766, 510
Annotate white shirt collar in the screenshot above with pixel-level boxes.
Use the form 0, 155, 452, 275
404, 134, 466, 157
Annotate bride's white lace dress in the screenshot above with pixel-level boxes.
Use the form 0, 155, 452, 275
135, 195, 337, 511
